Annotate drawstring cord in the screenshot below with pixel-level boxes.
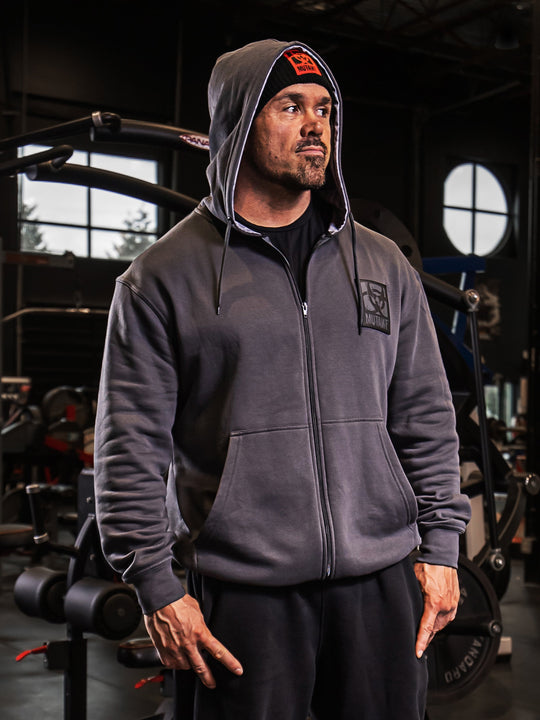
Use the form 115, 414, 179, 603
216, 217, 233, 315
349, 214, 363, 335
216, 213, 362, 335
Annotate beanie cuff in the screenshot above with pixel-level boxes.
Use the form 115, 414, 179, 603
256, 47, 333, 115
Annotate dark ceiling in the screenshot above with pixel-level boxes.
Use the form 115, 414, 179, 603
199, 0, 535, 116
2, 0, 535, 130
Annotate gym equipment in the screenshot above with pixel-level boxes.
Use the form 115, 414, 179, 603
421, 268, 539, 704
1, 376, 43, 457
117, 637, 175, 720
13, 564, 67, 623
14, 472, 142, 720
0, 112, 203, 216
0, 111, 209, 153
0, 522, 33, 553
63, 576, 141, 641
426, 554, 503, 704
41, 385, 93, 432
1, 377, 39, 559
473, 469, 539, 599
2, 381, 96, 540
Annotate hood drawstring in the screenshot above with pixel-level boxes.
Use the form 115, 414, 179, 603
216, 217, 233, 315
216, 214, 361, 331
349, 214, 363, 335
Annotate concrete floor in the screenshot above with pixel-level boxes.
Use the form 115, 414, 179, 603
1, 548, 539, 720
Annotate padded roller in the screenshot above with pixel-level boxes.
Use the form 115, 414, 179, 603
64, 577, 141, 640
14, 566, 67, 623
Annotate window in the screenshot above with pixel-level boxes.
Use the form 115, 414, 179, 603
18, 145, 159, 260
443, 162, 510, 256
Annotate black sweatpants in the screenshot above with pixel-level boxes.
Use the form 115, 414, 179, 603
174, 556, 428, 720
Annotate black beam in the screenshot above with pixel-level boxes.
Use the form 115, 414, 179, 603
525, 0, 540, 583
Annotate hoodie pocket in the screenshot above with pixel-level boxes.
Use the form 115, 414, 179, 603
323, 419, 418, 540
193, 426, 325, 581
376, 422, 418, 524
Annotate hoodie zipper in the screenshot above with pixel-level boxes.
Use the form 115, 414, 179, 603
301, 299, 334, 579
264, 235, 334, 580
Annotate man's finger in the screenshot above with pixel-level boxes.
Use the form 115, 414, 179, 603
416, 628, 434, 658
184, 646, 217, 689
416, 609, 437, 658
205, 639, 244, 676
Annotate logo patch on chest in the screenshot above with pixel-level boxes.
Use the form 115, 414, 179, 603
359, 280, 390, 334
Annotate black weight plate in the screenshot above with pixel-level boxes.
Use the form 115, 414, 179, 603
426, 554, 502, 705
41, 385, 92, 429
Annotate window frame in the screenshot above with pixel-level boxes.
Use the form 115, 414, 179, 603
442, 159, 513, 257
17, 143, 167, 261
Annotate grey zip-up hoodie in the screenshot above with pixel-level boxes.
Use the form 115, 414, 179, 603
94, 39, 471, 615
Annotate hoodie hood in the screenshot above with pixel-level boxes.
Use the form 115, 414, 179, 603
202, 38, 349, 234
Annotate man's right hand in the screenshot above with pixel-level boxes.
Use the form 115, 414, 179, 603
144, 593, 244, 689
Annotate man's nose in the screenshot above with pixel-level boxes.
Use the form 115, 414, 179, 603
301, 109, 324, 136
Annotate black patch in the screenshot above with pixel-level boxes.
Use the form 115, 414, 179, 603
359, 280, 390, 334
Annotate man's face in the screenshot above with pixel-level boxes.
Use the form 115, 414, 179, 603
242, 83, 333, 192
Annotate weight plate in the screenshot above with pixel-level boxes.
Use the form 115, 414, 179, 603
426, 554, 502, 704
41, 385, 92, 429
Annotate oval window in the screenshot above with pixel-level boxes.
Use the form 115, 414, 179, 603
443, 162, 509, 256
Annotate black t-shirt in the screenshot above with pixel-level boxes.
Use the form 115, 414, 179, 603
237, 200, 327, 299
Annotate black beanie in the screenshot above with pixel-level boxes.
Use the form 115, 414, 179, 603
256, 48, 334, 115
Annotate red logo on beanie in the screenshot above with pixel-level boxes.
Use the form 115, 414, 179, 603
283, 49, 322, 77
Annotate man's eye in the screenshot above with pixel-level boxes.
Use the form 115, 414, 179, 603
284, 104, 299, 113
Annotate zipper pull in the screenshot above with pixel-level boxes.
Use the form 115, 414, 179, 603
302, 302, 308, 317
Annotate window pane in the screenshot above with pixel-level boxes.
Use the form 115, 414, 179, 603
91, 229, 157, 261
91, 154, 157, 183
21, 175, 88, 225
443, 161, 510, 257
18, 147, 159, 259
20, 223, 88, 256
90, 152, 158, 233
475, 165, 507, 212
444, 208, 472, 254
474, 212, 508, 255
444, 164, 473, 208
91, 188, 158, 232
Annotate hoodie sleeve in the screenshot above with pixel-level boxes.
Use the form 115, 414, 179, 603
387, 263, 471, 568
94, 278, 186, 614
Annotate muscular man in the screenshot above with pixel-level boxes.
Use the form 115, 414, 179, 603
94, 39, 471, 719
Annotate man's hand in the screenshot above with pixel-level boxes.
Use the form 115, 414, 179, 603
144, 593, 243, 689
414, 562, 460, 659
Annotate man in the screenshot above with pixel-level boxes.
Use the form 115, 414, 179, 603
94, 39, 471, 719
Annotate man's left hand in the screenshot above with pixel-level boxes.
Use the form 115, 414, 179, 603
414, 562, 460, 658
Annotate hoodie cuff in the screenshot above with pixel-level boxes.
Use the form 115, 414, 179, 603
415, 529, 461, 568
131, 560, 186, 615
